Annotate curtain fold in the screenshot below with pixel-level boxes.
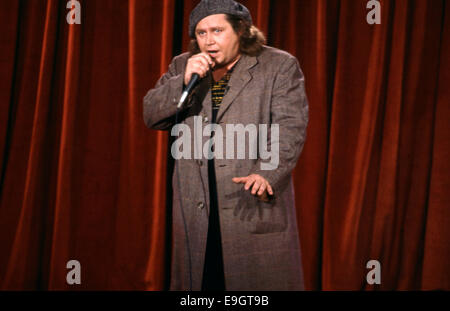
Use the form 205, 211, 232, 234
0, 0, 448, 290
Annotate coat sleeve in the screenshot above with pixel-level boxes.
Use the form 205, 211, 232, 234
249, 56, 309, 192
143, 56, 187, 130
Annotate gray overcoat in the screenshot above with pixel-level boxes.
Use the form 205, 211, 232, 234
143, 46, 309, 290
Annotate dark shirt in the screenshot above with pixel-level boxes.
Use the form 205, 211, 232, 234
211, 70, 233, 122
202, 66, 235, 291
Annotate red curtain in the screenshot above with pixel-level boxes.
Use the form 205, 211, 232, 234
0, 0, 448, 290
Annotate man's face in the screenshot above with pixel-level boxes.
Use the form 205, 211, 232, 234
195, 14, 241, 68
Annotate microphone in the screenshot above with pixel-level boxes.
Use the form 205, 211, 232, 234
177, 73, 200, 109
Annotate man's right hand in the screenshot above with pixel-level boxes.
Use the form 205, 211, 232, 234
184, 52, 215, 86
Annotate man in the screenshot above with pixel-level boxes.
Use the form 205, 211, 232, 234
144, 0, 308, 291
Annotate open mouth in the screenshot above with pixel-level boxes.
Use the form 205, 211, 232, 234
208, 51, 219, 57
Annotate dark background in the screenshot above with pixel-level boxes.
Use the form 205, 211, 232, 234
0, 0, 448, 290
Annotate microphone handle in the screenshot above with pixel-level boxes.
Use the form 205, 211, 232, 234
186, 73, 200, 91
177, 73, 200, 109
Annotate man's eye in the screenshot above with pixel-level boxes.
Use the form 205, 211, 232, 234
197, 31, 206, 36
214, 29, 222, 33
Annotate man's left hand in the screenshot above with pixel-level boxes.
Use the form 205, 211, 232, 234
232, 174, 273, 202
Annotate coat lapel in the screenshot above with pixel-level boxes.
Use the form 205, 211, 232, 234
216, 54, 258, 123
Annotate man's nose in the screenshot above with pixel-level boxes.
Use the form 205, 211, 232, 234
206, 33, 215, 45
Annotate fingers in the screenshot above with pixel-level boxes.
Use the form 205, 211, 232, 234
233, 174, 274, 200
190, 60, 208, 77
185, 53, 215, 85
251, 180, 262, 195
233, 176, 259, 191
192, 54, 211, 70
196, 53, 214, 67
232, 177, 246, 183
191, 53, 214, 70
256, 182, 267, 196
244, 178, 256, 191
267, 184, 274, 196
252, 180, 270, 196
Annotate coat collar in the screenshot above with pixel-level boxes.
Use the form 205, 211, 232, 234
215, 54, 258, 123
